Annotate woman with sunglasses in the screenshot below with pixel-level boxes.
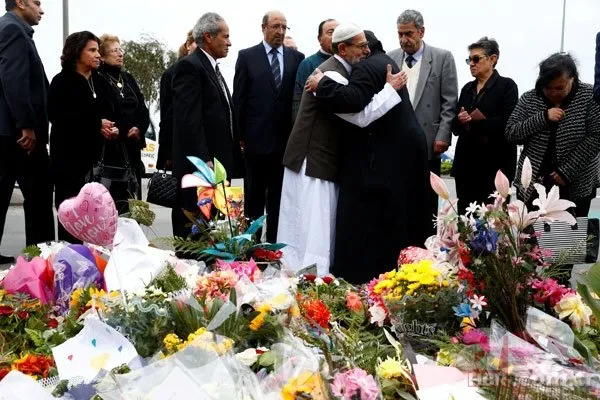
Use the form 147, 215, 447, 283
506, 53, 600, 217
450, 37, 518, 213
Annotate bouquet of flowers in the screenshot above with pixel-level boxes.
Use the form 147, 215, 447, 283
429, 157, 577, 337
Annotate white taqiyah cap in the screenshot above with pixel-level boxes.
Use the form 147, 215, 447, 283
332, 22, 363, 43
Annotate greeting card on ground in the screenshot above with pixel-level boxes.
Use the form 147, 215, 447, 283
412, 364, 469, 390
52, 316, 138, 383
0, 371, 55, 400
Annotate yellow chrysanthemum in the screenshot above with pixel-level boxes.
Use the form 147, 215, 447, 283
70, 288, 85, 307
163, 333, 182, 352
376, 356, 412, 382
289, 304, 301, 318
281, 371, 322, 400
249, 303, 271, 331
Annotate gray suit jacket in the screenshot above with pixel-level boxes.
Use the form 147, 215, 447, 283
388, 43, 457, 160
283, 56, 350, 182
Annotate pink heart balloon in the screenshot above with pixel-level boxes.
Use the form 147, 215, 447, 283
57, 182, 118, 246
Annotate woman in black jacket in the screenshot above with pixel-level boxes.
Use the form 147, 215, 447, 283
98, 34, 150, 205
451, 37, 519, 213
506, 53, 600, 217
49, 31, 119, 243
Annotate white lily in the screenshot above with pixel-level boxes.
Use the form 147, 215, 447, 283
532, 184, 576, 226
507, 200, 539, 229
494, 170, 510, 198
521, 157, 532, 190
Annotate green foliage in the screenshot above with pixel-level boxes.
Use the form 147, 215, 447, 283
123, 199, 156, 227
21, 244, 41, 259
151, 265, 189, 294
122, 34, 174, 110
441, 159, 453, 175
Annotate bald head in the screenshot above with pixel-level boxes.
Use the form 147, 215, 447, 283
262, 10, 287, 48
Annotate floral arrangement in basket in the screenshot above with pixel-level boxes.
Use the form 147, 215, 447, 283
367, 258, 463, 352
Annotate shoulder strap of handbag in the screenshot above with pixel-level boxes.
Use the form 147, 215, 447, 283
99, 141, 131, 167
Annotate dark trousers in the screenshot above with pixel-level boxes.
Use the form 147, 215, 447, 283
455, 175, 496, 215
332, 184, 409, 284
244, 152, 284, 243
172, 186, 198, 238
428, 158, 441, 235
0, 137, 55, 248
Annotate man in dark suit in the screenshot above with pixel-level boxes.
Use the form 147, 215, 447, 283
157, 30, 196, 171
308, 30, 430, 284
171, 12, 243, 238
0, 0, 54, 263
233, 10, 304, 243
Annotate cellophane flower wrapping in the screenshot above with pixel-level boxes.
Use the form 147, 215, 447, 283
487, 320, 600, 392
94, 332, 264, 400
260, 332, 327, 399
2, 256, 54, 304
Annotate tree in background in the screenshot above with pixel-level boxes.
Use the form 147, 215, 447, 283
122, 34, 177, 111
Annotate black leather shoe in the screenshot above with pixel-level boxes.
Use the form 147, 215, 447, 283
0, 254, 15, 264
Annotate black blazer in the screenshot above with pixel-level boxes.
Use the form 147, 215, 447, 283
157, 65, 175, 169
233, 42, 304, 155
315, 50, 428, 190
171, 48, 242, 180
0, 12, 49, 143
48, 69, 117, 179
451, 70, 518, 181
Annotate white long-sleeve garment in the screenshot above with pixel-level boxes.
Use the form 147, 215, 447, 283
277, 70, 401, 275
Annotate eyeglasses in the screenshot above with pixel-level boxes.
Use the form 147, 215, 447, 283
266, 24, 289, 32
349, 42, 369, 50
465, 55, 487, 65
109, 48, 124, 55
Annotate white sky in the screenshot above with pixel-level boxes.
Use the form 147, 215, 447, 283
31, 0, 599, 114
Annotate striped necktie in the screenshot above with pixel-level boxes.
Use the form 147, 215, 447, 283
270, 48, 282, 89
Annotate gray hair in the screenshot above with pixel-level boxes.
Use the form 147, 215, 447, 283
396, 10, 424, 29
192, 12, 224, 46
468, 36, 500, 67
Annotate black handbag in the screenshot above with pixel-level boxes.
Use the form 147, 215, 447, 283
86, 142, 139, 204
147, 170, 178, 208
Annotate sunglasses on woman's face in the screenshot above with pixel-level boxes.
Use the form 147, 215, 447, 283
465, 55, 487, 65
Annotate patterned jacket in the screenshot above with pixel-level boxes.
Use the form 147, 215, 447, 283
506, 82, 600, 201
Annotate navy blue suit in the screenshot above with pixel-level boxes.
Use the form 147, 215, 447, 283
233, 42, 304, 242
0, 12, 54, 248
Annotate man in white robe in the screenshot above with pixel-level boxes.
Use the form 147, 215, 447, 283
278, 23, 408, 275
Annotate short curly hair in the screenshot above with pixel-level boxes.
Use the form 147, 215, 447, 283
60, 31, 100, 70
98, 34, 120, 57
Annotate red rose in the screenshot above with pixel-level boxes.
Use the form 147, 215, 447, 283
0, 368, 9, 381
303, 274, 317, 282
17, 311, 29, 320
0, 305, 13, 316
322, 276, 334, 284
47, 318, 59, 329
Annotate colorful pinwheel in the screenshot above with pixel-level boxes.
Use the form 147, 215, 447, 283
181, 156, 243, 220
